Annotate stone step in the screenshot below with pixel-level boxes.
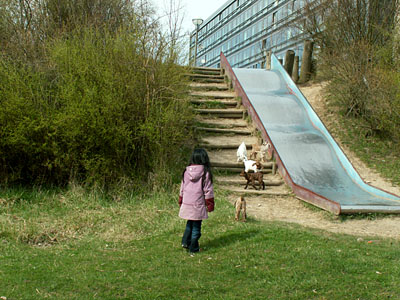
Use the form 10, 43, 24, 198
211, 161, 274, 169
191, 91, 236, 99
196, 127, 252, 135
216, 178, 283, 186
196, 118, 248, 128
193, 78, 225, 84
186, 73, 225, 81
213, 167, 272, 174
190, 84, 229, 92
191, 93, 236, 100
194, 109, 245, 119
207, 148, 249, 163
186, 73, 224, 79
191, 99, 238, 107
199, 114, 244, 119
191, 67, 221, 76
198, 123, 248, 129
199, 143, 252, 150
194, 108, 244, 114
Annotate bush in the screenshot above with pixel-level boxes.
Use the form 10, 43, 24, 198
299, 0, 400, 145
0, 1, 194, 188
363, 51, 400, 142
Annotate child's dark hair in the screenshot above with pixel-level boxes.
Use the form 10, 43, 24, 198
183, 148, 213, 183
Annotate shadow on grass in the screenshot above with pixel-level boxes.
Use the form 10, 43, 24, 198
204, 229, 260, 250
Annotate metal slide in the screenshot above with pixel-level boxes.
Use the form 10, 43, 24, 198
221, 53, 400, 214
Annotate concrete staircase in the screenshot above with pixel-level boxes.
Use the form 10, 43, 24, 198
188, 67, 291, 197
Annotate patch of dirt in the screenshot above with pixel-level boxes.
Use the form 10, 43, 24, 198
228, 193, 400, 240
226, 82, 400, 240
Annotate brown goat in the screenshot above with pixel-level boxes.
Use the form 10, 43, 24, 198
240, 170, 265, 190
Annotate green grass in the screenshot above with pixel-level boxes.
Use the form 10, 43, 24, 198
1, 186, 400, 299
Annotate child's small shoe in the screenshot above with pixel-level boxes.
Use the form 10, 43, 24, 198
189, 248, 203, 257
182, 244, 189, 249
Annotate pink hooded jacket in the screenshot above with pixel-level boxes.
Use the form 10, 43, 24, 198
178, 165, 214, 220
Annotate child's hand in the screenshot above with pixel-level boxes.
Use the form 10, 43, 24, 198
206, 198, 214, 212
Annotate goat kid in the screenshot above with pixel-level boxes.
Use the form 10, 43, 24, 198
260, 141, 272, 162
250, 143, 260, 160
240, 170, 265, 190
234, 196, 247, 222
236, 141, 247, 162
243, 159, 262, 173
250, 141, 271, 162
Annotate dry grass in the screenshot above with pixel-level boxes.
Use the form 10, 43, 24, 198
0, 185, 178, 246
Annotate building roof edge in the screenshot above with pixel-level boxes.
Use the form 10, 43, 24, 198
190, 0, 235, 35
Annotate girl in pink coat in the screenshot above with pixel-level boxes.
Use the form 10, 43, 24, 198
178, 148, 214, 255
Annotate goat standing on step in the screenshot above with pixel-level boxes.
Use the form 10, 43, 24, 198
243, 159, 262, 173
236, 141, 247, 162
260, 142, 272, 162
240, 170, 265, 190
250, 141, 271, 162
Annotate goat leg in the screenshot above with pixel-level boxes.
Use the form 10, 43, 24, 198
251, 179, 258, 190
235, 205, 240, 221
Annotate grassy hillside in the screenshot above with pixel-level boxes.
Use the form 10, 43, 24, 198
328, 111, 400, 186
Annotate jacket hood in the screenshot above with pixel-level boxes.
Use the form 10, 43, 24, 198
185, 165, 205, 182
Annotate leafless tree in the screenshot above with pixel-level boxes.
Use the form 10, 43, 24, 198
288, 0, 400, 143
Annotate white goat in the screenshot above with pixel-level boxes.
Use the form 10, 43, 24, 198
236, 141, 247, 162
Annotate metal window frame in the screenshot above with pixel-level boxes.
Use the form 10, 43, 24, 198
191, 0, 310, 68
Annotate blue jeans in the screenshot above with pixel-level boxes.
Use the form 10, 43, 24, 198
182, 220, 202, 253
